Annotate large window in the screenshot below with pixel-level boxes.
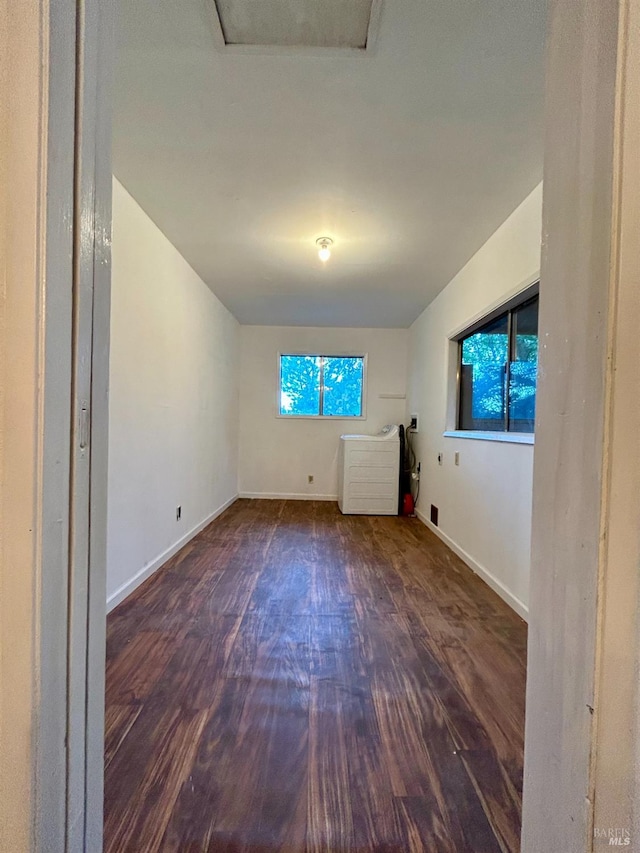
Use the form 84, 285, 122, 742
458, 292, 539, 433
279, 354, 365, 418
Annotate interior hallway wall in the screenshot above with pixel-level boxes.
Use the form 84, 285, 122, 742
238, 326, 408, 499
107, 178, 240, 609
406, 184, 542, 618
523, 1, 640, 847
1, 0, 45, 843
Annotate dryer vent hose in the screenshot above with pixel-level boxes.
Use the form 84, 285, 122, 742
404, 426, 420, 507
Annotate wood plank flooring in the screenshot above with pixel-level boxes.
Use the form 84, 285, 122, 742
105, 499, 527, 853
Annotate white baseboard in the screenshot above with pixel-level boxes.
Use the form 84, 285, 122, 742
415, 508, 529, 622
239, 492, 338, 502
106, 494, 239, 613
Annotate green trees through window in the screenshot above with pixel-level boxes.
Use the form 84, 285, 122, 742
458, 294, 539, 433
279, 355, 365, 417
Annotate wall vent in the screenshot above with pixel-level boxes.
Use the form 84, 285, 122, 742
213, 0, 379, 50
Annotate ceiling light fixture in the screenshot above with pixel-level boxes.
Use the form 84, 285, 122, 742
316, 237, 333, 263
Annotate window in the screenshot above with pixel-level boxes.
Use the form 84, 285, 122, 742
458, 292, 539, 433
279, 354, 365, 417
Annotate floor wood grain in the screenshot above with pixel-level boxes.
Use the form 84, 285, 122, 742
105, 499, 527, 852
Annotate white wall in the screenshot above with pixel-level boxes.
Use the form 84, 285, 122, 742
523, 2, 640, 848
107, 178, 240, 609
238, 326, 408, 499
1, 2, 43, 843
407, 184, 542, 618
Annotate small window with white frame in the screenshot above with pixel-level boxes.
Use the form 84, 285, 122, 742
455, 286, 539, 433
278, 354, 366, 418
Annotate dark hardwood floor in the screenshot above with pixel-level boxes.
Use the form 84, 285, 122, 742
105, 499, 527, 853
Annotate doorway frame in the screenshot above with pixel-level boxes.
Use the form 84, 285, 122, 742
522, 0, 640, 849
2, 0, 639, 851
1, 0, 112, 849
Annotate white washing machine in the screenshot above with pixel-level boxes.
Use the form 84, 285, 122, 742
338, 425, 400, 515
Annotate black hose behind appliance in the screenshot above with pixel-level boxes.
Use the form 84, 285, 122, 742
398, 425, 406, 515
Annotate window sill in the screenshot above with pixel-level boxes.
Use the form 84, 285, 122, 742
443, 430, 534, 445
277, 414, 366, 421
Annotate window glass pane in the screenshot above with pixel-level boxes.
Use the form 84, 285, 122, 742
459, 314, 509, 430
509, 297, 538, 432
279, 355, 321, 415
323, 357, 364, 417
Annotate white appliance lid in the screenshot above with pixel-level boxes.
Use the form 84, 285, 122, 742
340, 424, 399, 441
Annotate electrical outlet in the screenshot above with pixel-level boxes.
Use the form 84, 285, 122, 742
454, 452, 460, 466
410, 413, 419, 431
308, 475, 314, 484
176, 505, 181, 521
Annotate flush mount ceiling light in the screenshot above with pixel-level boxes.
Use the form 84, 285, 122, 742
316, 237, 333, 263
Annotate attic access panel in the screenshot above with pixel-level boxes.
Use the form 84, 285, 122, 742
214, 0, 377, 50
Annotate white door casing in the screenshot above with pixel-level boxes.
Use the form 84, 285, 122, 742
0, 0, 112, 849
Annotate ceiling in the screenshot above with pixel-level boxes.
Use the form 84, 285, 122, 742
113, 0, 546, 328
